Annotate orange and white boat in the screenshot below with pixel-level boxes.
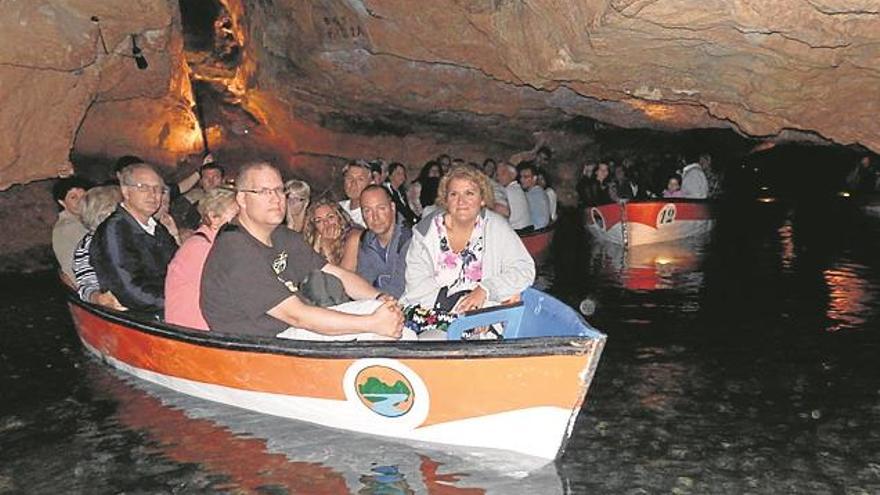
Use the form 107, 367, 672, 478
68, 288, 605, 463
585, 199, 714, 246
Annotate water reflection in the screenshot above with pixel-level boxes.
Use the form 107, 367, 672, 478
87, 364, 560, 494
778, 220, 795, 270
823, 264, 872, 332
587, 234, 710, 292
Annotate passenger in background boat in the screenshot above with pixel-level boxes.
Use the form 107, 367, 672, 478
304, 198, 361, 271
164, 187, 238, 331
369, 159, 388, 185
72, 185, 125, 310
699, 153, 723, 198
620, 157, 643, 198
517, 162, 551, 230
417, 160, 443, 182
537, 169, 558, 222
576, 162, 597, 207
200, 162, 406, 340
384, 162, 419, 226
338, 160, 371, 228
495, 162, 532, 233
171, 161, 226, 233
403, 166, 535, 332
680, 154, 709, 199
579, 162, 616, 206
436, 154, 452, 175
482, 158, 497, 179
156, 187, 182, 245
846, 155, 878, 193
90, 163, 178, 315
662, 174, 685, 198
478, 160, 510, 220
52, 176, 92, 286
357, 185, 412, 298
412, 161, 442, 216
611, 164, 637, 201
284, 179, 311, 232
509, 137, 552, 169
419, 177, 442, 218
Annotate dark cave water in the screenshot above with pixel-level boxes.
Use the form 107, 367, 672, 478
2, 196, 880, 494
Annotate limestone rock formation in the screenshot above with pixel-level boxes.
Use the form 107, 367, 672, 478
0, 0, 202, 190
236, 0, 879, 155
1, 0, 878, 191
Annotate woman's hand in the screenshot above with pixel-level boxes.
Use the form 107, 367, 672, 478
453, 285, 487, 314
323, 221, 342, 241
92, 291, 127, 311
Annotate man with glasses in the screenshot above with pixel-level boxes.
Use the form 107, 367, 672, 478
90, 163, 178, 315
201, 162, 405, 340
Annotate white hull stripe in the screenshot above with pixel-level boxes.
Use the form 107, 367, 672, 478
82, 340, 570, 461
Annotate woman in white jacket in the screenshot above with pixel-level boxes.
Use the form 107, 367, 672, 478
402, 166, 535, 315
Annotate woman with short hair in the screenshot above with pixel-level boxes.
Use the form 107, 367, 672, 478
284, 179, 311, 232
72, 185, 126, 310
403, 166, 535, 337
164, 187, 239, 330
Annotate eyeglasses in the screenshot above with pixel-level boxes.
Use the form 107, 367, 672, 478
238, 187, 285, 197
124, 182, 169, 195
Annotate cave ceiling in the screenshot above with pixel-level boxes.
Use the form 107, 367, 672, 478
1, 0, 878, 189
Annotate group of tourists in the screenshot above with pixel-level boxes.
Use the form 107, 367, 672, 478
576, 152, 723, 206
51, 154, 538, 341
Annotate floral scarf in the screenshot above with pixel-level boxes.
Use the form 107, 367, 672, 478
434, 213, 486, 295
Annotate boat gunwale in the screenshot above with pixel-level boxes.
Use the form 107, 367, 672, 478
68, 292, 605, 360
517, 221, 556, 239
588, 198, 716, 210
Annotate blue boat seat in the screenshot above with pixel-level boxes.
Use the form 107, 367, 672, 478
446, 288, 597, 340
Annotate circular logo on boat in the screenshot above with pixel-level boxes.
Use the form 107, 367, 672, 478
354, 366, 414, 418
657, 203, 677, 227
343, 359, 429, 428
590, 207, 606, 231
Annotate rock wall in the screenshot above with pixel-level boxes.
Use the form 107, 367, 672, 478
236, 0, 879, 154
2, 0, 877, 191
0, 0, 202, 191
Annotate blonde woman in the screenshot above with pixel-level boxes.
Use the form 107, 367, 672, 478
164, 187, 239, 330
304, 197, 361, 271
403, 166, 534, 316
72, 185, 125, 310
284, 179, 311, 232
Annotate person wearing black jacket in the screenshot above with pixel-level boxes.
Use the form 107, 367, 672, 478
90, 163, 177, 315
384, 162, 419, 226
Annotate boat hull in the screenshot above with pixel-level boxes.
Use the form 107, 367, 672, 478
585, 200, 714, 246
68, 295, 604, 462
520, 223, 555, 260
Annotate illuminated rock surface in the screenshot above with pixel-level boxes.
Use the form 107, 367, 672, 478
1, 0, 877, 190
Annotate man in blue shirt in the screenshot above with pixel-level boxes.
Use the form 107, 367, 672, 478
356, 185, 412, 298
517, 162, 551, 230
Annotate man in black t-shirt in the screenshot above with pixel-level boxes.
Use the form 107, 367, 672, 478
200, 162, 404, 338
